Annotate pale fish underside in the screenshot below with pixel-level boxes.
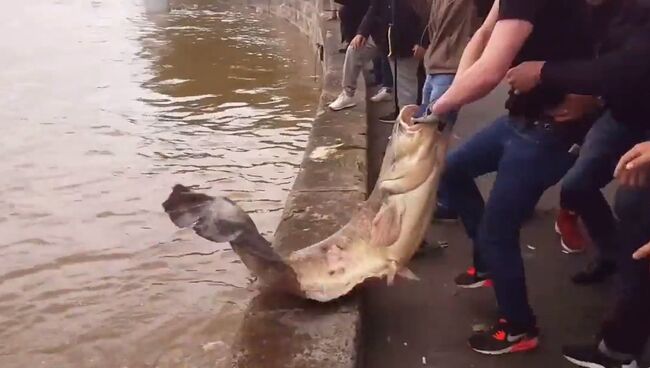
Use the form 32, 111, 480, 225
161, 105, 451, 302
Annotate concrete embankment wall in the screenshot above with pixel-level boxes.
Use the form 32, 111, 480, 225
231, 1, 367, 367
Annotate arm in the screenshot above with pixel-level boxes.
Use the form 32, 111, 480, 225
456, 0, 500, 77
431, 17, 532, 115
542, 32, 650, 96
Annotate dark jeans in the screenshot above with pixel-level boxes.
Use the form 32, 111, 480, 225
561, 111, 645, 262
601, 186, 650, 356
439, 115, 578, 329
372, 55, 393, 89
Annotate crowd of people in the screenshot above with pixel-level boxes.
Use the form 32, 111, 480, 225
330, 0, 650, 367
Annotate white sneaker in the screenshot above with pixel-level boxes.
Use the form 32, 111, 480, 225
370, 87, 393, 103
329, 92, 356, 111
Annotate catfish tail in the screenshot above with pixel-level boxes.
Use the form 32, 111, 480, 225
162, 184, 301, 293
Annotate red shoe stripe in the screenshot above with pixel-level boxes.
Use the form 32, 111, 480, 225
510, 338, 539, 353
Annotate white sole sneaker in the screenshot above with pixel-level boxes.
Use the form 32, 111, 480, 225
564, 355, 639, 368
329, 102, 356, 111
329, 93, 357, 111
370, 89, 393, 103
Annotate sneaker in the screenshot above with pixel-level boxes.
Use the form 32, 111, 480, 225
370, 87, 393, 102
378, 111, 398, 124
455, 267, 493, 288
555, 209, 587, 254
329, 92, 356, 111
563, 343, 639, 368
433, 201, 459, 222
572, 259, 617, 285
469, 319, 539, 355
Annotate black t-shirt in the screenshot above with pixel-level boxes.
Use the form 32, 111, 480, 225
499, 0, 594, 123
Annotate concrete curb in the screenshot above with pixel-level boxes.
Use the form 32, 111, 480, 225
230, 2, 367, 367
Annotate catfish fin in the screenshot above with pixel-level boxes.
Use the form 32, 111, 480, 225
397, 267, 420, 281
386, 261, 398, 286
370, 203, 402, 248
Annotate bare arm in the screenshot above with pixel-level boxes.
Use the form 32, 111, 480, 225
456, 0, 500, 77
430, 17, 533, 116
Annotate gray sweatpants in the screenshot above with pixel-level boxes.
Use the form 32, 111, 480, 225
389, 56, 418, 108
342, 38, 379, 97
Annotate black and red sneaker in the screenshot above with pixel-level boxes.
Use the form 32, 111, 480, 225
469, 319, 539, 355
454, 267, 493, 288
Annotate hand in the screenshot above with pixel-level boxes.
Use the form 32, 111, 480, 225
506, 61, 545, 94
350, 34, 367, 50
413, 45, 426, 60
548, 94, 602, 123
614, 141, 650, 187
633, 241, 650, 260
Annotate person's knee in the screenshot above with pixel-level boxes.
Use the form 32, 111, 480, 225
560, 170, 598, 210
442, 150, 471, 183
614, 187, 650, 223
345, 45, 357, 58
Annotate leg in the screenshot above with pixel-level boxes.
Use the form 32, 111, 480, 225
441, 116, 512, 274
560, 112, 639, 282
427, 74, 459, 221
389, 56, 419, 107
478, 133, 577, 330
341, 40, 378, 96
469, 124, 578, 355
416, 62, 425, 105
421, 74, 435, 109
425, 74, 457, 124
563, 186, 650, 367
601, 186, 650, 356
380, 55, 394, 89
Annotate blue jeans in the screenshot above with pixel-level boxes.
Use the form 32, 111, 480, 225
421, 74, 457, 124
560, 111, 646, 262
439, 115, 578, 329
423, 74, 457, 212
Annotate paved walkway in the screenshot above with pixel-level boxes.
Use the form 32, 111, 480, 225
362, 84, 649, 367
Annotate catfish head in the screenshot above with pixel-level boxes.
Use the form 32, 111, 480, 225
379, 105, 445, 195
389, 105, 441, 163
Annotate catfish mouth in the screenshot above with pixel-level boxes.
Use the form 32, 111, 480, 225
398, 105, 424, 134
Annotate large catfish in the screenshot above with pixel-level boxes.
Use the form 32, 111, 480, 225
162, 105, 451, 302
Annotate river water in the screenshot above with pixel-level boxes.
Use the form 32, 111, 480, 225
0, 1, 320, 366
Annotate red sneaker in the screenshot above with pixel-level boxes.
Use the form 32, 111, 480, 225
555, 209, 586, 254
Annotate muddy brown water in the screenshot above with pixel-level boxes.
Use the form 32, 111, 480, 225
0, 1, 320, 367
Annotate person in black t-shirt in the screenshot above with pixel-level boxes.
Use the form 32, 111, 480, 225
412, 0, 603, 355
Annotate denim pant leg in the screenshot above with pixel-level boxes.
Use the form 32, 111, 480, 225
426, 74, 457, 213
424, 74, 457, 124
602, 186, 650, 356
478, 122, 577, 330
560, 111, 640, 262
421, 74, 434, 109
440, 115, 512, 274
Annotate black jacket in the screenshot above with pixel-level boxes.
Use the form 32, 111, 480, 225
541, 0, 650, 129
337, 0, 370, 42
356, 0, 425, 57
